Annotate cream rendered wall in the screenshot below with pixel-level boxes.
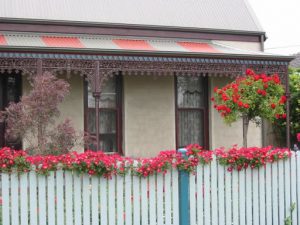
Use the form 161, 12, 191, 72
123, 75, 176, 157
22, 72, 84, 151
209, 77, 262, 149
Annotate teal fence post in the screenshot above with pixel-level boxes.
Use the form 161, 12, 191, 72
178, 148, 190, 225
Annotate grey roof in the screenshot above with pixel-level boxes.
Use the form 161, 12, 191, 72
0, 0, 264, 32
290, 53, 300, 68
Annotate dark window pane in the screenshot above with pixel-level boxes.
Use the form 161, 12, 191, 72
87, 134, 116, 153
178, 110, 204, 147
177, 76, 204, 108
88, 77, 116, 108
87, 110, 116, 134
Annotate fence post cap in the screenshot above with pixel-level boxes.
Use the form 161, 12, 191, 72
178, 148, 187, 153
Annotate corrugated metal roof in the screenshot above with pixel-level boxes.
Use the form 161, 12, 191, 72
290, 53, 300, 68
0, 32, 272, 57
0, 0, 263, 32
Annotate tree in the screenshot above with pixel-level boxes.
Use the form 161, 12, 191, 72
211, 69, 286, 147
1, 72, 80, 155
274, 68, 300, 147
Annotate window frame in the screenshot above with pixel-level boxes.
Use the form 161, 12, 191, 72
84, 74, 123, 154
175, 76, 209, 149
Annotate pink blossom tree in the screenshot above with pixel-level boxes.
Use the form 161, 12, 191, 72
1, 72, 80, 155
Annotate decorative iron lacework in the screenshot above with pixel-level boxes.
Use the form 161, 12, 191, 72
0, 55, 289, 91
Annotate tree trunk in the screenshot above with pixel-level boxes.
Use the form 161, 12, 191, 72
243, 115, 250, 148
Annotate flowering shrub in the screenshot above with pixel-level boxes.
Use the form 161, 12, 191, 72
0, 145, 212, 177
0, 145, 291, 176
215, 146, 291, 171
212, 69, 286, 147
212, 69, 286, 123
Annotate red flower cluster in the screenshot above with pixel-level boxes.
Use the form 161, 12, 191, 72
0, 145, 291, 176
0, 146, 212, 177
215, 146, 291, 171
297, 133, 300, 142
212, 69, 286, 123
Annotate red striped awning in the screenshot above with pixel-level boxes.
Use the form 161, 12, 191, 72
0, 32, 270, 57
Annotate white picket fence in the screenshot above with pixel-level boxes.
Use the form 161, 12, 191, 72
0, 169, 179, 225
1, 152, 300, 225
190, 152, 300, 225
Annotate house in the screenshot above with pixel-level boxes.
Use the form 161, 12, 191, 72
0, 0, 293, 157
290, 52, 300, 68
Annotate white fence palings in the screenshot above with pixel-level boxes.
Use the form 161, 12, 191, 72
20, 173, 28, 225
1, 153, 300, 225
290, 154, 298, 225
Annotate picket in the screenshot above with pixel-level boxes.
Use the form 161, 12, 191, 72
56, 170, 64, 225
290, 154, 298, 225
265, 163, 272, 225
100, 178, 108, 225
272, 162, 279, 225
189, 170, 196, 225
172, 169, 180, 225
11, 173, 19, 225
74, 174, 82, 225
232, 171, 239, 225
1, 154, 300, 225
91, 176, 99, 225
124, 173, 132, 225
225, 169, 232, 225
1, 173, 10, 225
252, 168, 259, 225
259, 167, 266, 225
20, 173, 28, 225
217, 163, 225, 225
278, 160, 285, 225
37, 175, 46, 225
196, 165, 204, 225
65, 171, 73, 225
47, 172, 55, 225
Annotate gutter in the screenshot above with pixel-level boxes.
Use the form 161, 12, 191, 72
0, 46, 294, 62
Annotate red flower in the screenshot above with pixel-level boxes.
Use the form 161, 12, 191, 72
279, 95, 287, 104
281, 113, 286, 119
297, 133, 300, 142
238, 101, 244, 107
244, 104, 249, 108
270, 103, 276, 109
275, 114, 281, 119
246, 69, 255, 76
272, 74, 281, 84
213, 87, 218, 93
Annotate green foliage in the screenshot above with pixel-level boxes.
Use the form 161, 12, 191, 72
274, 68, 300, 146
284, 202, 296, 225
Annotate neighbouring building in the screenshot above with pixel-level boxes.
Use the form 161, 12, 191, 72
0, 0, 293, 157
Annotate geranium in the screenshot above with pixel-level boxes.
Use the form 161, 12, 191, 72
215, 146, 291, 171
0, 145, 291, 176
211, 69, 286, 147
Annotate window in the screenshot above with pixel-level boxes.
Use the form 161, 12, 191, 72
85, 76, 122, 153
0, 71, 22, 149
176, 76, 208, 148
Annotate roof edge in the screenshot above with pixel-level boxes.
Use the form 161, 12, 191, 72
0, 17, 266, 37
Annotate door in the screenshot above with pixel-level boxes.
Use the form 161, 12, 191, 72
0, 71, 22, 149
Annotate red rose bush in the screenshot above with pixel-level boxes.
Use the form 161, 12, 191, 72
212, 69, 286, 147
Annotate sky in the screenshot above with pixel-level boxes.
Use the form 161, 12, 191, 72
247, 0, 300, 55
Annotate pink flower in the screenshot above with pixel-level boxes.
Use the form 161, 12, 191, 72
297, 133, 300, 142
